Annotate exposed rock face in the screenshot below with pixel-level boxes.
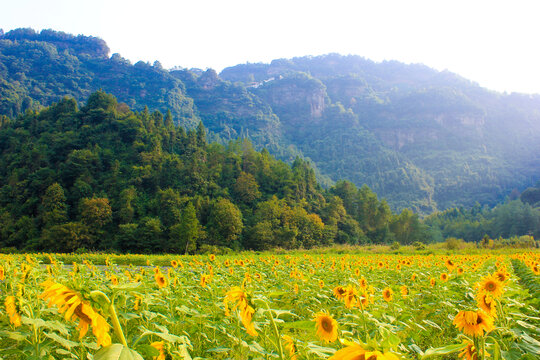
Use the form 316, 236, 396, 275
257, 75, 327, 123
269, 84, 326, 118
325, 77, 369, 107
198, 69, 219, 90
434, 113, 485, 129
374, 112, 486, 150
376, 129, 424, 150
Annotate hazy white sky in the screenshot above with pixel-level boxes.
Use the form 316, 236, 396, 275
2, 0, 540, 94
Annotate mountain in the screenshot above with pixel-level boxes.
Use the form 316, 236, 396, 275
0, 91, 427, 252
2, 28, 540, 213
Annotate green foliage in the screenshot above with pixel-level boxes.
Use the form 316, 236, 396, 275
0, 92, 430, 252
425, 200, 540, 243
3, 27, 540, 251
3, 30, 540, 214
0, 29, 198, 127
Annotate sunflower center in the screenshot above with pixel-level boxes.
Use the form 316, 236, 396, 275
486, 282, 496, 291
74, 304, 92, 323
321, 317, 333, 332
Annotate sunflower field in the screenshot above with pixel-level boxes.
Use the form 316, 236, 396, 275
1, 251, 539, 360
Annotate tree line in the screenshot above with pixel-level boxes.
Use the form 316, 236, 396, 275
0, 92, 432, 253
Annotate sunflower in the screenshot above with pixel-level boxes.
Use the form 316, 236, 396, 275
319, 280, 325, 289
314, 312, 338, 343
134, 295, 142, 311
344, 285, 359, 309
445, 259, 456, 271
382, 287, 393, 302
359, 291, 370, 310
411, 273, 417, 281
224, 286, 248, 316
224, 286, 257, 337
282, 335, 298, 360
354, 268, 361, 277
40, 280, 111, 346
430, 277, 436, 287
440, 273, 449, 282
200, 274, 210, 287
458, 340, 479, 360
493, 270, 509, 283
5, 296, 22, 328
400, 285, 408, 298
294, 283, 299, 294
240, 305, 258, 337
359, 277, 368, 289
327, 342, 366, 360
453, 310, 494, 337
476, 293, 496, 317
150, 341, 168, 360
154, 272, 167, 288
0, 265, 5, 281
477, 275, 504, 299
328, 342, 399, 360
209, 254, 216, 262
111, 275, 119, 286
171, 260, 178, 268
457, 267, 464, 275
333, 286, 347, 300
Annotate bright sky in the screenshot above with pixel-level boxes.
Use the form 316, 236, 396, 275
2, 0, 540, 94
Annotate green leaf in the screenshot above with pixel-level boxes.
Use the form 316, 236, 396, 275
489, 338, 501, 360
0, 330, 29, 341
421, 343, 464, 359
43, 332, 79, 350
281, 320, 314, 330
94, 344, 144, 360
206, 346, 232, 353
306, 343, 336, 357
422, 319, 442, 330
21, 317, 69, 335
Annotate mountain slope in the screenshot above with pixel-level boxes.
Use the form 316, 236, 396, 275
2, 29, 540, 212
221, 55, 540, 211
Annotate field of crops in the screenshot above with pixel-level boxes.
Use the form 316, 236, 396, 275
1, 251, 539, 360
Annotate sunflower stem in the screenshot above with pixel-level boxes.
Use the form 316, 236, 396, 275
263, 301, 284, 360
109, 302, 128, 347
359, 306, 368, 340
481, 336, 486, 360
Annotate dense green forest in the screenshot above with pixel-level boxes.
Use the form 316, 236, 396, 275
1, 93, 537, 253
2, 29, 540, 213
0, 92, 438, 252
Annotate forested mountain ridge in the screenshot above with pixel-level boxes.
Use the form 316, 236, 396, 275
0, 91, 433, 252
0, 28, 198, 127
2, 28, 540, 213
221, 57, 540, 212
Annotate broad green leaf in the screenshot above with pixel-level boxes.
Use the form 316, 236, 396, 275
421, 343, 464, 359
44, 332, 79, 350
306, 343, 336, 357
206, 347, 232, 353
94, 344, 144, 360
0, 330, 29, 341
422, 319, 442, 330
